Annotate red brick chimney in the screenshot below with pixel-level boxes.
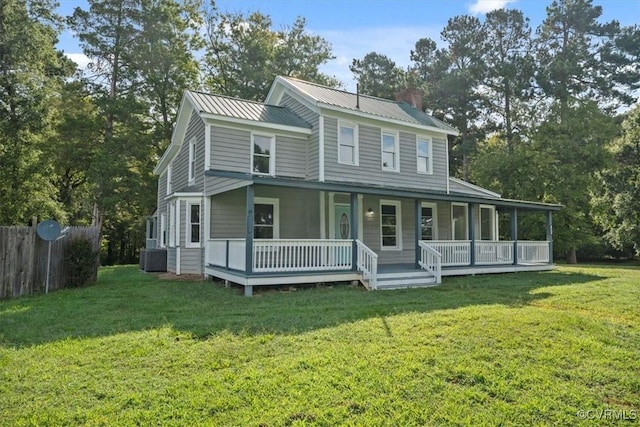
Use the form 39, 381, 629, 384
395, 87, 424, 111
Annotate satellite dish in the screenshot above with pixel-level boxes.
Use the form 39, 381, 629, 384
37, 220, 61, 242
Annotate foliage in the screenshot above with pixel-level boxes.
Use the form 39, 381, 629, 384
202, 6, 339, 101
63, 238, 99, 287
350, 52, 406, 99
592, 105, 640, 255
0, 265, 639, 424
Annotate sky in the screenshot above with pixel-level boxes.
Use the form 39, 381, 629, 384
56, 0, 640, 91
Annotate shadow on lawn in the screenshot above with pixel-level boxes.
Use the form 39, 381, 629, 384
0, 266, 606, 347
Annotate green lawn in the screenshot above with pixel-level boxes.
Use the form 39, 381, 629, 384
1, 265, 639, 426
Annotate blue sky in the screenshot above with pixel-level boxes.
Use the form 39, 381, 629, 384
57, 0, 640, 91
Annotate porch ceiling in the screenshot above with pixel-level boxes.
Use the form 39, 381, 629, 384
204, 169, 562, 212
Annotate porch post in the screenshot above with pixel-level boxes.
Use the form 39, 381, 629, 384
468, 204, 475, 266
546, 210, 553, 264
415, 199, 421, 268
511, 208, 518, 265
350, 192, 358, 271
245, 185, 254, 275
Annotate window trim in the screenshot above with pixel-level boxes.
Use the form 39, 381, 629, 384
337, 120, 359, 166
420, 202, 438, 241
451, 202, 468, 241
379, 199, 402, 251
251, 133, 276, 176
185, 201, 201, 248
416, 135, 433, 175
166, 163, 173, 195
188, 138, 196, 184
381, 129, 400, 172
479, 204, 496, 241
168, 202, 177, 247
254, 197, 280, 239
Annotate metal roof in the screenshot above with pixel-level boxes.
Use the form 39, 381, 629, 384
278, 77, 458, 134
187, 90, 312, 129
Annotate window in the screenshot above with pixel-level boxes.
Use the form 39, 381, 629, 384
479, 205, 495, 241
381, 130, 399, 171
188, 139, 196, 183
380, 200, 402, 250
254, 197, 279, 239
417, 136, 433, 174
252, 134, 275, 175
338, 121, 358, 165
421, 203, 438, 240
160, 213, 167, 247
186, 202, 201, 247
168, 202, 177, 247
452, 203, 468, 241
166, 163, 172, 195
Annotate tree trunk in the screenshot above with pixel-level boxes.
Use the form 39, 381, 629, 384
566, 247, 577, 264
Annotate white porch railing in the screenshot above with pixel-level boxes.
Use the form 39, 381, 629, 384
356, 239, 378, 289
518, 241, 550, 264
253, 239, 352, 272
418, 241, 442, 283
427, 241, 472, 266
475, 241, 515, 265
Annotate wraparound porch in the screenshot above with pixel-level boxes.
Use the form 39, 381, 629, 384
204, 238, 553, 294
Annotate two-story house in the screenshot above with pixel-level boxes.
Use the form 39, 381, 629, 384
145, 76, 561, 295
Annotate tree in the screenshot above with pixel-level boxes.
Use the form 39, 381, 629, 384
0, 0, 67, 224
535, 0, 640, 117
350, 52, 406, 99
592, 106, 640, 256
481, 9, 534, 150
411, 16, 487, 180
202, 6, 338, 101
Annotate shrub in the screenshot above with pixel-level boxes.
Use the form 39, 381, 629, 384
64, 238, 98, 288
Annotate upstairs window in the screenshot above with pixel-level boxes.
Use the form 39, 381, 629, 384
381, 130, 399, 171
417, 136, 432, 174
188, 139, 196, 183
252, 134, 275, 175
338, 121, 358, 165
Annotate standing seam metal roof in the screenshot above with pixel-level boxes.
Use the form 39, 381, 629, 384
279, 77, 458, 134
187, 90, 312, 129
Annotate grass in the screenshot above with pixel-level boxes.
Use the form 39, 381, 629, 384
0, 265, 639, 426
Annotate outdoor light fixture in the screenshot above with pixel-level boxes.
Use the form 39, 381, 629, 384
367, 208, 374, 217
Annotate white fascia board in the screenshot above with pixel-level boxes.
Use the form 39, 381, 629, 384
319, 103, 458, 137
199, 113, 311, 135
165, 192, 204, 201
153, 92, 195, 175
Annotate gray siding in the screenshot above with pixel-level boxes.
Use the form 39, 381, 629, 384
180, 248, 203, 275
210, 126, 250, 173
167, 247, 177, 272
323, 116, 448, 191
205, 176, 250, 196
173, 111, 206, 192
275, 135, 306, 178
280, 93, 319, 180
438, 202, 453, 240
158, 171, 168, 219
210, 186, 321, 239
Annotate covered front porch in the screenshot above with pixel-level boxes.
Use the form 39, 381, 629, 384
202, 174, 559, 295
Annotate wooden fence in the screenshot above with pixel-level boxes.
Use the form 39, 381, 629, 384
0, 225, 100, 299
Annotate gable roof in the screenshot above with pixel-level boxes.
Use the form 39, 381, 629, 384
187, 90, 312, 129
266, 76, 458, 136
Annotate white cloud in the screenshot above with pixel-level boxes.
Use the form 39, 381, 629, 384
468, 0, 516, 14
315, 25, 441, 92
65, 53, 91, 69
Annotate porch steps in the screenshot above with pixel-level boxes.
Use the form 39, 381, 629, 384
374, 270, 438, 290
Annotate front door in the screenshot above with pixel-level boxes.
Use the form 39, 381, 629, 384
334, 204, 351, 239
